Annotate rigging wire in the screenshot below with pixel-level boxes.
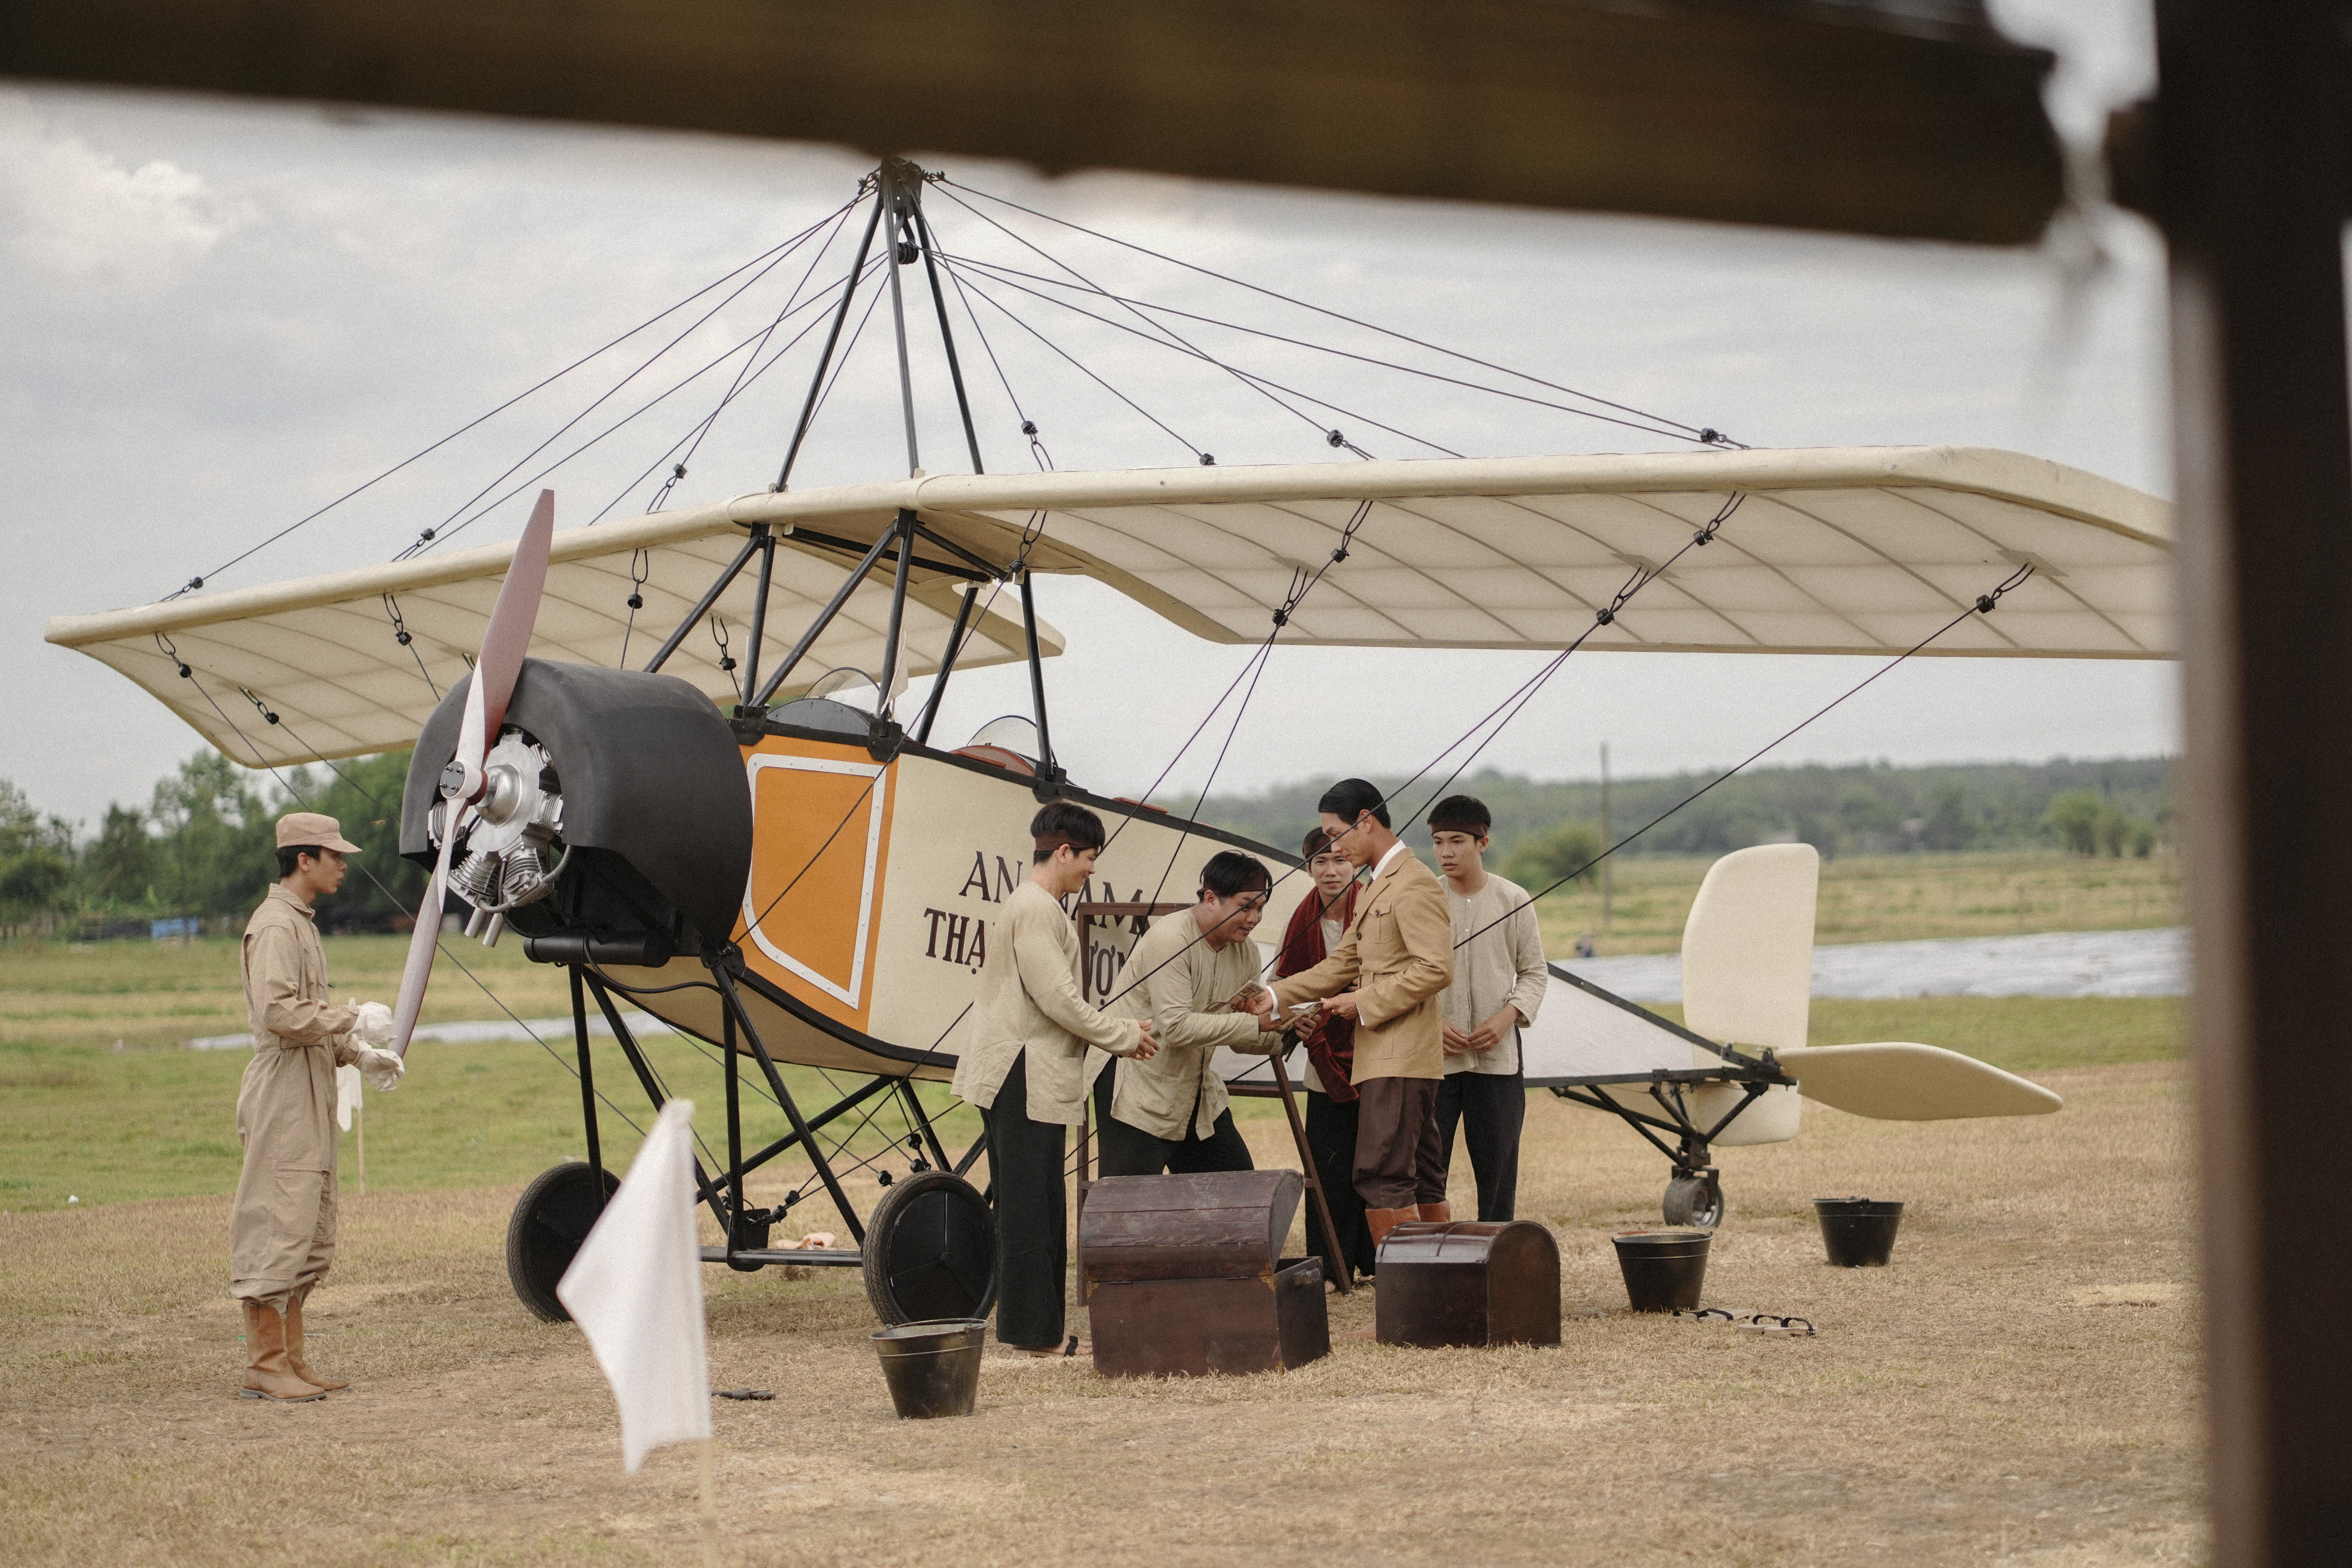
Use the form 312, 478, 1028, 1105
941, 248, 1688, 449
1111, 497, 1374, 887
155, 208, 851, 602
639, 198, 866, 517
395, 272, 879, 558
233, 687, 391, 813
1089, 500, 1733, 1013
1115, 561, 2040, 1027
938, 246, 1053, 470
1447, 564, 2039, 955
582, 253, 887, 526
1388, 494, 1747, 835
797, 268, 892, 452
944, 268, 1210, 463
937, 251, 1460, 458
403, 215, 844, 559
932, 187, 1361, 458
941, 177, 1737, 447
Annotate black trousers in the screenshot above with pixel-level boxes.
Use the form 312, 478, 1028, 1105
1302, 1090, 1378, 1281
1435, 1068, 1527, 1221
980, 1052, 1068, 1351
1096, 1105, 1255, 1178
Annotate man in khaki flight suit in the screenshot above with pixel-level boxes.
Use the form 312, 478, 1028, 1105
1093, 850, 1288, 1176
230, 813, 404, 1401
1248, 778, 1455, 1249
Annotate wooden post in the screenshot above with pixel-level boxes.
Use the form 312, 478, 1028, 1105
2150, 2, 2352, 1560
1266, 1040, 1351, 1295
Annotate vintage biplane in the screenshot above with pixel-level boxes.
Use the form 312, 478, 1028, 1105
44, 160, 2169, 1317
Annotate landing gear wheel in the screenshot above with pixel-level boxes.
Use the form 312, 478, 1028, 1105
861, 1169, 997, 1326
1662, 1174, 1724, 1230
507, 1161, 620, 1322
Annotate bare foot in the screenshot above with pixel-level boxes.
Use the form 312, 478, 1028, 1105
1018, 1335, 1088, 1358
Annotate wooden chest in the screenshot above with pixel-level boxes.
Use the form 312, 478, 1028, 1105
1374, 1220, 1562, 1348
1080, 1170, 1330, 1377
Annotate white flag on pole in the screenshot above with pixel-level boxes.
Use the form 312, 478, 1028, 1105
557, 1098, 711, 1473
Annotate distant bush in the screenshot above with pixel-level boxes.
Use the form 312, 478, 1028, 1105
2048, 788, 2162, 858
1508, 819, 1605, 892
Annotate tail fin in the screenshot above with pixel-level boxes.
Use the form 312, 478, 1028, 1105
1680, 843, 1819, 1145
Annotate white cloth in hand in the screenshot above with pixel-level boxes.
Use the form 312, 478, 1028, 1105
352, 1000, 395, 1048
355, 1046, 404, 1092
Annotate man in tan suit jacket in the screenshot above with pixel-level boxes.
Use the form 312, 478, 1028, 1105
1252, 779, 1455, 1247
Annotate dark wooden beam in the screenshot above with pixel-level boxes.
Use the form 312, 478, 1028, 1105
2155, 1, 2352, 1562
0, 0, 2062, 243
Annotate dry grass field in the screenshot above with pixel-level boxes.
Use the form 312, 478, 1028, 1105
0, 857, 2201, 1565
0, 1060, 2199, 1567
1535, 851, 2182, 957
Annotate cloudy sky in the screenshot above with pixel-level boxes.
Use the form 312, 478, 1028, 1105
0, 0, 2175, 831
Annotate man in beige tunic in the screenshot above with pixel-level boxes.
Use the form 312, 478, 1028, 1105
951, 801, 1157, 1354
230, 813, 403, 1401
1093, 851, 1287, 1176
1429, 794, 1549, 1221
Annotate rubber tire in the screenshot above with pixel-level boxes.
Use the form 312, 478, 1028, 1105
507, 1161, 621, 1323
861, 1169, 998, 1326
1662, 1174, 1725, 1230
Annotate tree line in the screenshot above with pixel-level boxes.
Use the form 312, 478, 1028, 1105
0, 747, 2175, 941
1200, 755, 2177, 892
0, 751, 426, 939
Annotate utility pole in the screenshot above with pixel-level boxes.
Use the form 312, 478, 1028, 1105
1600, 742, 1613, 931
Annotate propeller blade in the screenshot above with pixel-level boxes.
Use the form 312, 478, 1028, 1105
393, 491, 556, 1059
449, 489, 556, 807
389, 823, 457, 1058
475, 487, 555, 746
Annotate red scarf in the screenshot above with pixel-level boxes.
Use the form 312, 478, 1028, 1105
1277, 882, 1359, 1104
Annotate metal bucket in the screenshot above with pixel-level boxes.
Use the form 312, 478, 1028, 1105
1611, 1229, 1712, 1312
870, 1318, 987, 1418
1814, 1197, 1905, 1267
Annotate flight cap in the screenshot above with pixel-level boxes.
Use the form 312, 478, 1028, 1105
275, 812, 362, 854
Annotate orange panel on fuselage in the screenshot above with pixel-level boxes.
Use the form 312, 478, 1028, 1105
737, 733, 897, 1034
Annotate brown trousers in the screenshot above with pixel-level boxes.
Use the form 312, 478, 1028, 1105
1352, 1075, 1444, 1210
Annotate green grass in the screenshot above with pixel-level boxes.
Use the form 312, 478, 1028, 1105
0, 929, 2183, 1213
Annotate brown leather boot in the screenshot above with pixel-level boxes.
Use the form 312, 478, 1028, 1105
239, 1300, 326, 1402
1365, 1206, 1419, 1250
283, 1291, 348, 1392
1416, 1202, 1453, 1224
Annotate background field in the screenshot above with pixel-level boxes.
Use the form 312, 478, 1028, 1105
0, 850, 2199, 1565
0, 850, 2184, 1215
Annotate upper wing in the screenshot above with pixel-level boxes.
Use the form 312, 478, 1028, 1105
719, 445, 2171, 658
45, 444, 2169, 766
44, 500, 1060, 767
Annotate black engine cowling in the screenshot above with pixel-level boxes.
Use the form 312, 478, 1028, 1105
401, 659, 752, 961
